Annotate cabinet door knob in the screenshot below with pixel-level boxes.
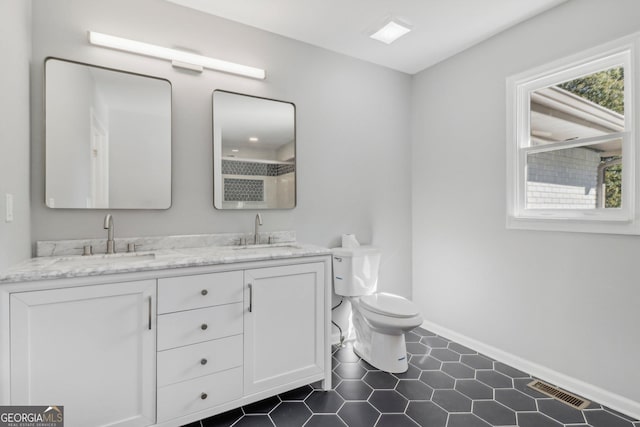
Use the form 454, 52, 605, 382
200, 393, 208, 400
201, 289, 208, 296
200, 358, 208, 365
201, 323, 208, 330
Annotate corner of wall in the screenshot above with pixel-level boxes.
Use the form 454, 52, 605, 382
0, 0, 32, 270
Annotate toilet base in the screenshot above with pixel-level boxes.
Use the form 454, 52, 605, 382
353, 330, 409, 373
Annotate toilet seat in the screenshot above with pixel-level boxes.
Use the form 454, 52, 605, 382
359, 292, 420, 318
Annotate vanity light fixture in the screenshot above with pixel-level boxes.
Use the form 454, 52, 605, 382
88, 31, 266, 80
369, 18, 412, 45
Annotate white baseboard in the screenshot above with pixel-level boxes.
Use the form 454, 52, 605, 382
421, 320, 640, 421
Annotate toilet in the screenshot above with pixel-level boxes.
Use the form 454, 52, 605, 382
332, 246, 423, 373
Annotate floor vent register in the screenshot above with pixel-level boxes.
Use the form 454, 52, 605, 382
527, 379, 591, 410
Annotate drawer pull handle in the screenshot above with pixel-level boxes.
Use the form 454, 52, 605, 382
201, 323, 208, 330
201, 289, 208, 296
248, 283, 253, 313
200, 358, 208, 365
148, 296, 152, 330
201, 393, 208, 400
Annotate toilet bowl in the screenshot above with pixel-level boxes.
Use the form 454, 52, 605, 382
332, 247, 422, 373
349, 293, 422, 372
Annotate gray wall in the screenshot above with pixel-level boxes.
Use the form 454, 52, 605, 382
412, 0, 640, 412
0, 0, 31, 270
29, 0, 413, 300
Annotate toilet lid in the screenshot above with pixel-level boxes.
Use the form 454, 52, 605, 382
359, 292, 420, 318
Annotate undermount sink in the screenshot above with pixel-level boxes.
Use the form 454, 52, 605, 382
54, 252, 156, 267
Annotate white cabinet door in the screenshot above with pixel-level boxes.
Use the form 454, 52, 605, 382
10, 280, 156, 427
244, 263, 325, 395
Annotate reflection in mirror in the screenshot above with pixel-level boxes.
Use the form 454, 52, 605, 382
213, 90, 295, 209
45, 58, 172, 209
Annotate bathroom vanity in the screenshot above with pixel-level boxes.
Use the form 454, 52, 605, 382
0, 237, 332, 427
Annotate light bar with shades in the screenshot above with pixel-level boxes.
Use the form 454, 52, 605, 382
369, 18, 412, 45
88, 31, 266, 80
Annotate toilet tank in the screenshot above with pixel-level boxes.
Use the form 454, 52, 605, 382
332, 246, 381, 296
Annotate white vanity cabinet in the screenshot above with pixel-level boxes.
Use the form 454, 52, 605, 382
1, 252, 331, 427
244, 263, 326, 396
9, 280, 156, 427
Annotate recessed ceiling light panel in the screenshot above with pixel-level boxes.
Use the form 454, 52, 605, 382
370, 19, 412, 45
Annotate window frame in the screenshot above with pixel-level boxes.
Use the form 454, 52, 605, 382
506, 35, 640, 234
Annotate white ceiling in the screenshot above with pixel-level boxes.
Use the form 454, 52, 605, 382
165, 0, 566, 74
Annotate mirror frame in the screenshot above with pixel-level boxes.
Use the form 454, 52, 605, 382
44, 56, 173, 210
212, 89, 297, 210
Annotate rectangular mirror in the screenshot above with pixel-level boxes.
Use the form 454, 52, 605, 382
213, 90, 296, 209
45, 58, 172, 209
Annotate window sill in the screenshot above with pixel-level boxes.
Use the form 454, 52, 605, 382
506, 215, 640, 235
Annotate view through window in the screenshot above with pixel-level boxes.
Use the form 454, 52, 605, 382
527, 66, 624, 210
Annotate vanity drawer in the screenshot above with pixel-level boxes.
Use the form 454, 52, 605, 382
158, 270, 243, 314
157, 303, 243, 351
157, 334, 243, 387
157, 366, 242, 422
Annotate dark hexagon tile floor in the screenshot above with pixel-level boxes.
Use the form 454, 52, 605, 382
188, 327, 638, 427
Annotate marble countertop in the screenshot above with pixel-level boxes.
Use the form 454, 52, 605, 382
0, 243, 332, 284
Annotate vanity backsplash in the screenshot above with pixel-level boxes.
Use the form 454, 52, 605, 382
36, 230, 297, 257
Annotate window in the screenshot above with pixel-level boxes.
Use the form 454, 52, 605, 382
506, 35, 640, 234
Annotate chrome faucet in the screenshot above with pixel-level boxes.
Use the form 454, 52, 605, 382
254, 213, 263, 245
104, 214, 116, 254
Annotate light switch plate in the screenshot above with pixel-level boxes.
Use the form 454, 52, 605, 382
5, 193, 13, 222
